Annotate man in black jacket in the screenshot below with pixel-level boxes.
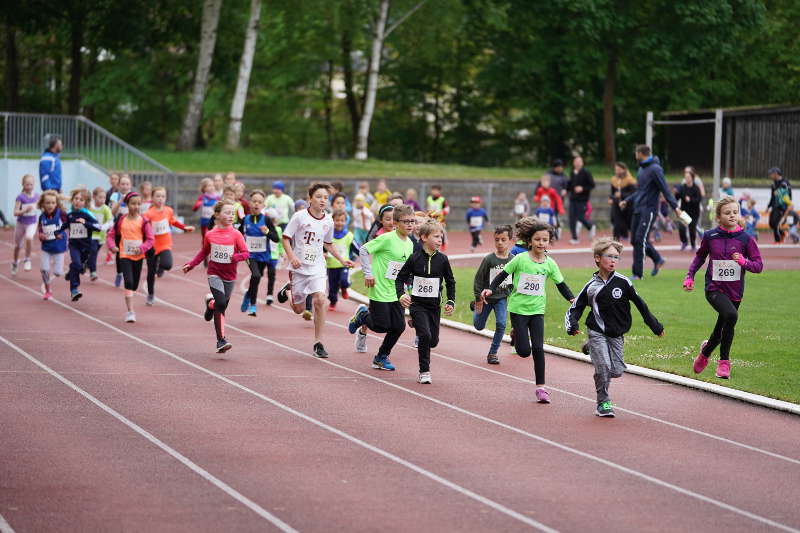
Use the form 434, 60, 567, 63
765, 167, 793, 242
567, 156, 595, 244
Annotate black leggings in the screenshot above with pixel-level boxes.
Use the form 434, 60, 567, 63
118, 258, 143, 291
470, 230, 481, 247
247, 259, 267, 302
365, 300, 406, 357
266, 261, 277, 296
146, 249, 173, 296
209, 276, 235, 340
769, 209, 786, 242
410, 304, 440, 373
678, 205, 700, 247
510, 312, 546, 384
701, 291, 741, 360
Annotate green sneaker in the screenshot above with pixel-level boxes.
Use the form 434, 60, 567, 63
595, 401, 615, 417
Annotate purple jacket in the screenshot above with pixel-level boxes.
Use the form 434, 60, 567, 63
686, 226, 763, 301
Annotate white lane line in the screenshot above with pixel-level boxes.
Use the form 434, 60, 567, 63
0, 334, 297, 533
0, 513, 16, 533
175, 269, 800, 466
85, 274, 799, 532
0, 275, 557, 533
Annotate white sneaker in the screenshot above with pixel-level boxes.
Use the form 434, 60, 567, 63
589, 225, 596, 240
23, 259, 31, 271
355, 330, 368, 353
125, 311, 136, 323
569, 239, 579, 245
418, 372, 432, 384
11, 262, 18, 276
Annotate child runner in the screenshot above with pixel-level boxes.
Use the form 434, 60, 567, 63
277, 183, 353, 358
11, 174, 40, 275
426, 185, 449, 250
365, 204, 395, 242
535, 195, 557, 226
183, 200, 249, 353
139, 181, 153, 212
37, 190, 68, 300
348, 204, 416, 371
513, 192, 530, 221
239, 190, 279, 316
740, 196, 760, 240
265, 181, 294, 230
107, 192, 154, 322
224, 172, 237, 188
472, 225, 514, 365
264, 208, 283, 304
395, 220, 455, 383
106, 173, 120, 206
466, 196, 489, 252
684, 197, 763, 379
63, 188, 102, 301
88, 187, 113, 282
326, 208, 358, 311
374, 179, 391, 207
534, 174, 564, 240
213, 173, 224, 196
566, 238, 664, 417
481, 217, 574, 403
111, 174, 133, 286
352, 193, 374, 245
145, 186, 195, 305
234, 181, 250, 217
193, 178, 220, 266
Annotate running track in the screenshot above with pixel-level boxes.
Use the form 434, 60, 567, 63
1, 231, 799, 532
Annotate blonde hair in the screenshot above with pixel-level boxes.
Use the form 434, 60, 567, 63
37, 190, 63, 211
418, 220, 443, 238
70, 187, 90, 203
21, 173, 34, 186
152, 186, 166, 195
715, 197, 739, 218
592, 237, 623, 265
199, 177, 214, 193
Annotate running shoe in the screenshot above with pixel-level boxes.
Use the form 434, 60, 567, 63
125, 311, 136, 323
114, 273, 123, 287
70, 289, 82, 302
681, 243, 688, 251
569, 239, 579, 245
328, 303, 336, 312
265, 295, 274, 306
418, 372, 432, 384
43, 290, 52, 301
10, 262, 17, 276
23, 258, 31, 271
535, 388, 551, 404
651, 259, 666, 277
341, 287, 349, 299
355, 330, 368, 353
487, 353, 499, 365
589, 225, 596, 240
469, 301, 475, 312
632, 275, 643, 281
581, 342, 590, 355
157, 268, 166, 278
348, 304, 368, 334
204, 293, 214, 321
302, 310, 312, 321
240, 294, 250, 312
105, 253, 114, 266
595, 401, 615, 417
372, 354, 396, 371
90, 272, 98, 282
716, 359, 731, 379
277, 282, 290, 303
313, 342, 329, 358
146, 294, 155, 306
693, 340, 709, 373
216, 338, 232, 353
248, 304, 257, 316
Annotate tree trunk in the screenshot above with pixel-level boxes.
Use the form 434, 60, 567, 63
354, 0, 390, 161
602, 52, 618, 165
5, 25, 20, 111
68, 10, 85, 115
178, 0, 224, 151
226, 0, 262, 150
324, 59, 337, 158
340, 29, 360, 154
84, 45, 98, 120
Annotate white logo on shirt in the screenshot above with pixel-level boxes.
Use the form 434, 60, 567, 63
612, 287, 623, 299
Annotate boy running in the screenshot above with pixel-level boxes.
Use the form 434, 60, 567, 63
472, 225, 514, 364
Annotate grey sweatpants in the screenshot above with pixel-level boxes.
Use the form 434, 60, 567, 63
587, 329, 627, 403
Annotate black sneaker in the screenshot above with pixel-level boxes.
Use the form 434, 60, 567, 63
487, 353, 499, 365
204, 293, 214, 321
266, 295, 274, 305
469, 301, 476, 312
581, 342, 590, 355
216, 338, 232, 353
313, 342, 329, 358
277, 283, 291, 304
595, 401, 615, 417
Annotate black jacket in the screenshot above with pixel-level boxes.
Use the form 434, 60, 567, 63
395, 249, 456, 309
567, 168, 595, 201
627, 156, 678, 214
565, 271, 663, 338
675, 182, 702, 210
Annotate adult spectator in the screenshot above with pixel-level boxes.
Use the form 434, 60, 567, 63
609, 162, 637, 241
765, 167, 792, 243
566, 155, 595, 244
675, 167, 702, 251
620, 145, 683, 279
39, 136, 63, 192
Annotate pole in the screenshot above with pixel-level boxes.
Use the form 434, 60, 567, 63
713, 108, 723, 201
645, 111, 653, 148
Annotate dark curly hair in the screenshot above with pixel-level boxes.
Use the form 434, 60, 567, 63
515, 216, 554, 244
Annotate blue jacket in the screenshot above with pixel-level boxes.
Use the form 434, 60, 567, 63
61, 208, 101, 251
39, 208, 69, 254
627, 156, 678, 214
240, 213, 279, 262
39, 151, 62, 192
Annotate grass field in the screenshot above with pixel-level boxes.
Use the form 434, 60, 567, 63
352, 268, 799, 403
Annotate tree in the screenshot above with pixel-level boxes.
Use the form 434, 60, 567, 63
178, 0, 224, 151
226, 0, 262, 150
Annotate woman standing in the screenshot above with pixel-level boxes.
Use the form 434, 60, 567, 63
608, 162, 637, 241
676, 167, 703, 250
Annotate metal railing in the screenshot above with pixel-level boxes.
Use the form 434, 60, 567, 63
1, 112, 177, 202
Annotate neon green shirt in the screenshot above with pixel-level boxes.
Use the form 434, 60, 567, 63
364, 230, 413, 302
503, 253, 564, 315
327, 231, 355, 269
89, 203, 113, 241
271, 226, 284, 260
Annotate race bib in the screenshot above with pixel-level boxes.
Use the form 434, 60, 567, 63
123, 239, 142, 256
385, 260, 404, 280
69, 223, 87, 239
118, 205, 128, 216
411, 276, 440, 297
42, 224, 57, 240
152, 218, 170, 235
201, 205, 214, 219
246, 235, 267, 253
300, 243, 320, 265
22, 203, 39, 217
537, 213, 551, 223
514, 204, 525, 215
489, 265, 512, 288
470, 216, 484, 228
211, 243, 234, 264
712, 260, 741, 282
745, 215, 754, 225
517, 273, 545, 296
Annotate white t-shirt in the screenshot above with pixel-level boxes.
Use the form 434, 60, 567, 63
283, 209, 333, 277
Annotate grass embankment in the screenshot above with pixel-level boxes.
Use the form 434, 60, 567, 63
352, 268, 799, 403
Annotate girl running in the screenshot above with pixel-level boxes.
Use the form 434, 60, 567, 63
192, 178, 220, 267
88, 187, 113, 282
263, 208, 283, 305
107, 192, 154, 322
11, 174, 40, 275
145, 186, 195, 305
684, 197, 763, 379
183, 200, 249, 353
63, 188, 102, 301
111, 174, 133, 287
240, 190, 279, 316
139, 181, 154, 212
37, 190, 68, 300
481, 217, 574, 403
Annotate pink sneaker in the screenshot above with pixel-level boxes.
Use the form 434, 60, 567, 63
535, 388, 551, 404
693, 341, 709, 374
43, 291, 52, 301
716, 359, 731, 379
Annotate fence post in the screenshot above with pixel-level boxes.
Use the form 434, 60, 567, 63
3, 114, 7, 159
645, 111, 654, 148
713, 108, 723, 202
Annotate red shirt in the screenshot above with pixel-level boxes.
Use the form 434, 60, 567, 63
187, 225, 249, 280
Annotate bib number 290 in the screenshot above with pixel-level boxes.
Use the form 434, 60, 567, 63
517, 273, 544, 296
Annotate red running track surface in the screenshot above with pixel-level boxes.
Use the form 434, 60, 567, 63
1, 232, 799, 533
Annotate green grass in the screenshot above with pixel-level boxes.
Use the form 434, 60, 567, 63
352, 268, 799, 403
